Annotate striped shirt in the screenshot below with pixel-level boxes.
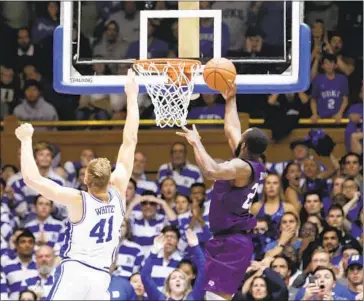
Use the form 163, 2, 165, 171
157, 163, 203, 196
0, 273, 8, 301
129, 212, 177, 257
24, 216, 65, 256
1, 205, 14, 242
63, 160, 82, 188
136, 174, 158, 195
150, 250, 182, 292
3, 257, 38, 300
11, 169, 65, 218
177, 211, 212, 253
113, 239, 144, 279
21, 273, 54, 300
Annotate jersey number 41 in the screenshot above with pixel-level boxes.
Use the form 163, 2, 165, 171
90, 216, 114, 244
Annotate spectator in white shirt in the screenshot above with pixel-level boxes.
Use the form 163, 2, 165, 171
3, 229, 38, 300
24, 195, 65, 255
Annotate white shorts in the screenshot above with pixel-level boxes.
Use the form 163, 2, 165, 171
48, 259, 111, 300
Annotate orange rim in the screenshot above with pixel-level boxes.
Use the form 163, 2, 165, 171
133, 58, 201, 72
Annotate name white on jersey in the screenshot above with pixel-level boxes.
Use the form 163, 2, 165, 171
60, 187, 124, 271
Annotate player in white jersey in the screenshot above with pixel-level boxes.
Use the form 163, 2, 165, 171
14, 69, 140, 300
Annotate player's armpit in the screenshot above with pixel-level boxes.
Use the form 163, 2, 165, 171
110, 163, 128, 195
206, 158, 251, 182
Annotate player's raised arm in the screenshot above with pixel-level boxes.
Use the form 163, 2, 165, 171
110, 69, 139, 197
15, 124, 81, 209
176, 125, 251, 183
222, 83, 241, 154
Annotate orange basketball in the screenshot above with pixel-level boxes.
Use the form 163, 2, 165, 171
203, 58, 237, 92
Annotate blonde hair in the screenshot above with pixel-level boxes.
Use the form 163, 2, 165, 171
262, 173, 286, 203
164, 269, 192, 301
86, 158, 111, 189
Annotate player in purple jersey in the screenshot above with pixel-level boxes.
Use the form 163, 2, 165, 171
177, 84, 268, 300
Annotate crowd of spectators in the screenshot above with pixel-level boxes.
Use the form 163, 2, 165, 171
0, 136, 363, 300
0, 1, 363, 301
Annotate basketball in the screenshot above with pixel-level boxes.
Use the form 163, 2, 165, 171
203, 58, 237, 92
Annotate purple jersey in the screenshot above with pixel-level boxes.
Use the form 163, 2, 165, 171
209, 159, 266, 234
312, 73, 349, 118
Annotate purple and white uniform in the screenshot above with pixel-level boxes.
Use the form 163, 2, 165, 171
204, 159, 266, 295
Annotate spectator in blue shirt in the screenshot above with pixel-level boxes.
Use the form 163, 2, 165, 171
345, 255, 363, 300
141, 229, 205, 300
301, 266, 348, 300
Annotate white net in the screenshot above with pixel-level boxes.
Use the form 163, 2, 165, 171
133, 59, 201, 128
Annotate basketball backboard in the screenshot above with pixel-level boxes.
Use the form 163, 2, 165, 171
53, 1, 311, 95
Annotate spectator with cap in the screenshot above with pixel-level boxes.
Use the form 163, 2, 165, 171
345, 255, 363, 300
336, 243, 362, 280
13, 80, 58, 131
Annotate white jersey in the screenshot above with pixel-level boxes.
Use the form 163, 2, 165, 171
60, 187, 124, 272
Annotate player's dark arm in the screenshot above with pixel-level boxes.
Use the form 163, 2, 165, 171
192, 140, 251, 181
264, 269, 289, 301
222, 84, 241, 154
111, 70, 139, 200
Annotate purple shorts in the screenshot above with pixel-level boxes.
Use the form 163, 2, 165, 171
203, 233, 254, 295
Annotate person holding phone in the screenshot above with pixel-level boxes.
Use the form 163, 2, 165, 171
301, 267, 348, 300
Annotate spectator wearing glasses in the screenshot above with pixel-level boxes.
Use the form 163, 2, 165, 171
125, 191, 177, 257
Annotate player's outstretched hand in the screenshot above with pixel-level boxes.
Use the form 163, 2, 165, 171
15, 123, 34, 142
221, 81, 236, 102
176, 125, 201, 146
125, 68, 139, 96
186, 228, 199, 247
151, 233, 165, 254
